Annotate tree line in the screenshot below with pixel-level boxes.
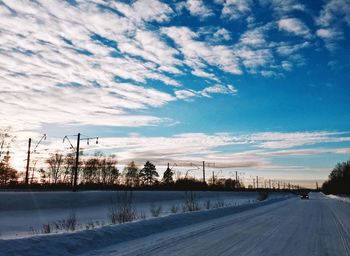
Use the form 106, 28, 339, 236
0, 128, 246, 191
322, 160, 350, 194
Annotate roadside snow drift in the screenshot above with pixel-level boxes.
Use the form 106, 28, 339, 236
0, 196, 291, 256
0, 190, 287, 238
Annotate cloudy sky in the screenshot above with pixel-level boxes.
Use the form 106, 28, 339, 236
1, 0, 350, 187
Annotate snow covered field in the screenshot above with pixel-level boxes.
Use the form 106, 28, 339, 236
0, 190, 287, 239
2, 193, 349, 256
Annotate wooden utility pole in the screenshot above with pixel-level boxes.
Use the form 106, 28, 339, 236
73, 133, 80, 192
25, 138, 31, 185
256, 176, 259, 189
202, 161, 206, 183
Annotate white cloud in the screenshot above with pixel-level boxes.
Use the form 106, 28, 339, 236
240, 28, 266, 47
249, 131, 350, 149
281, 61, 293, 71
175, 84, 237, 100
0, 0, 179, 133
162, 26, 242, 75
316, 28, 337, 39
213, 28, 232, 41
278, 18, 310, 37
111, 0, 174, 23
315, 0, 350, 51
191, 69, 219, 81
276, 42, 309, 56
175, 90, 197, 100
217, 0, 253, 20
316, 0, 350, 28
185, 0, 214, 19
260, 0, 305, 16
200, 84, 238, 97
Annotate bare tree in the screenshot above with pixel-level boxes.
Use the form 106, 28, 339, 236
100, 155, 119, 185
63, 153, 75, 185
0, 128, 17, 185
46, 152, 64, 184
82, 156, 99, 183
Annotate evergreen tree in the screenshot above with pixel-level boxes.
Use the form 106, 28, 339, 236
139, 161, 158, 185
124, 161, 139, 187
162, 164, 174, 184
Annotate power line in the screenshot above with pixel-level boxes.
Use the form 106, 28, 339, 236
25, 134, 46, 185
63, 133, 98, 192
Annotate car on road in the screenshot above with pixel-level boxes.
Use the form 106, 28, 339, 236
300, 193, 309, 199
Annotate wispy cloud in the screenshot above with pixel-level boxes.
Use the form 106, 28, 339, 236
249, 131, 350, 149
278, 18, 310, 38
260, 0, 305, 16
184, 0, 214, 19
111, 0, 174, 23
315, 0, 350, 50
217, 0, 252, 20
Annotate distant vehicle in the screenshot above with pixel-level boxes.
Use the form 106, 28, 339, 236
300, 192, 309, 200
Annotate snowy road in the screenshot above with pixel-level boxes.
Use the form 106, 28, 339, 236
88, 193, 350, 256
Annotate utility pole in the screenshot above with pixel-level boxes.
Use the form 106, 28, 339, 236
25, 138, 31, 185
256, 176, 259, 189
269, 179, 271, 189
63, 133, 98, 192
212, 171, 215, 185
202, 161, 206, 183
73, 133, 81, 192
235, 171, 238, 189
25, 134, 46, 185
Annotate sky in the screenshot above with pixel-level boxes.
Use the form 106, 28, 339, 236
1, 0, 350, 188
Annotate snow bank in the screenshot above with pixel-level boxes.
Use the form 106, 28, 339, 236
0, 196, 292, 256
0, 191, 287, 238
327, 194, 350, 204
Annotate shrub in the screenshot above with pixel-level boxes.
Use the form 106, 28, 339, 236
108, 191, 136, 224
170, 204, 179, 213
213, 198, 225, 208
257, 191, 269, 201
150, 203, 162, 217
204, 199, 211, 209
183, 191, 200, 212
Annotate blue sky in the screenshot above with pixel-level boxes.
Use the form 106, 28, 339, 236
1, 0, 350, 187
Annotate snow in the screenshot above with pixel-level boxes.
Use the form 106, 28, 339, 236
0, 194, 292, 256
2, 193, 349, 256
0, 190, 287, 239
327, 194, 350, 204
94, 193, 350, 256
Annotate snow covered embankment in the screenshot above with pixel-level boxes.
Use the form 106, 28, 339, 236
0, 196, 292, 256
327, 194, 350, 204
0, 191, 284, 238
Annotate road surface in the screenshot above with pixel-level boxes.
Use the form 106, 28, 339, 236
87, 193, 350, 256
